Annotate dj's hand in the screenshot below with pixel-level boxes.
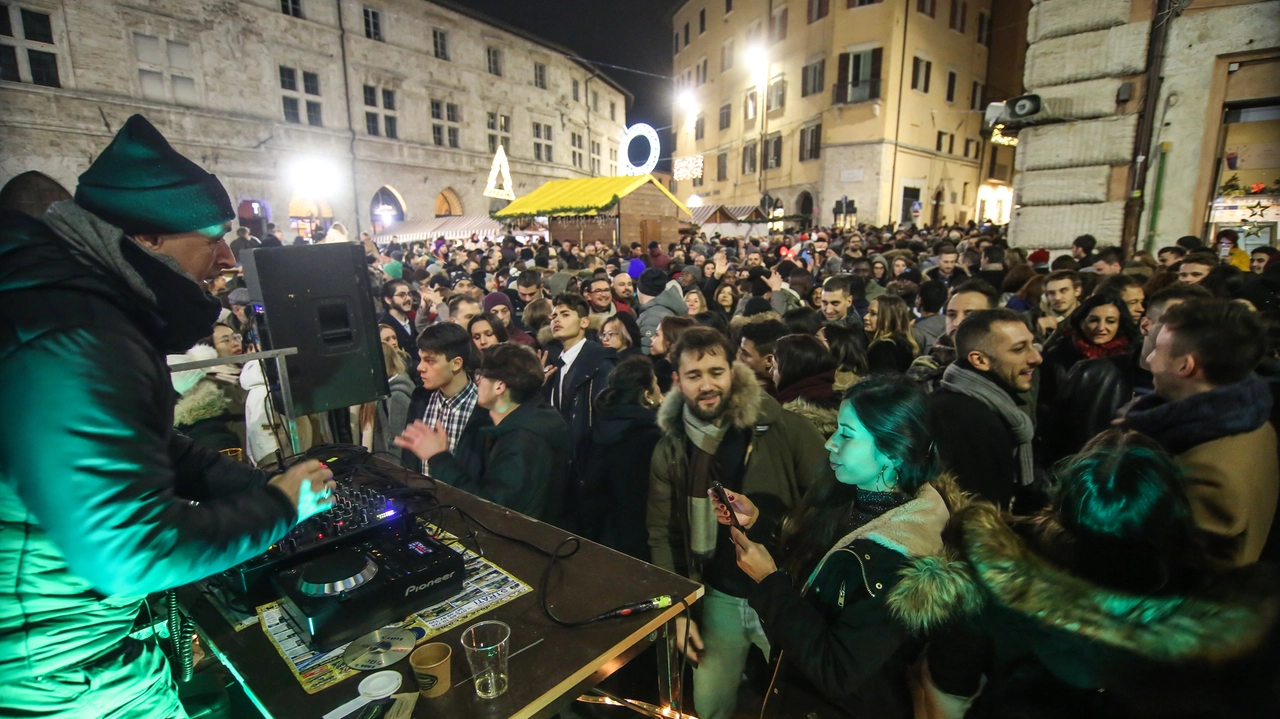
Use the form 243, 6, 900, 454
269, 460, 335, 523
731, 527, 777, 583
707, 488, 759, 530
394, 420, 450, 462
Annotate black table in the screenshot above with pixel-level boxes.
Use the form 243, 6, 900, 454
179, 479, 702, 718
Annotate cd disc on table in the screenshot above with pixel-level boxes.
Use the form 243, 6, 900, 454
343, 628, 416, 670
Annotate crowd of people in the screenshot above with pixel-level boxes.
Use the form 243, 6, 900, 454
276, 220, 1278, 718
4, 114, 1277, 718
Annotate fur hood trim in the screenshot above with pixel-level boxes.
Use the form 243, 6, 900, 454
536, 324, 555, 347
803, 475, 960, 595
782, 397, 838, 437
657, 362, 764, 437
728, 311, 782, 333
890, 500, 1280, 661
173, 378, 230, 426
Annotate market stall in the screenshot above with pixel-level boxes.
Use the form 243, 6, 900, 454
493, 175, 690, 248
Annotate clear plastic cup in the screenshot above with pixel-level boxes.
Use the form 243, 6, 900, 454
460, 620, 510, 699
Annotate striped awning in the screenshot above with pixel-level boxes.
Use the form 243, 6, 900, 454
372, 215, 506, 243
688, 205, 719, 225
431, 215, 505, 239
722, 205, 768, 221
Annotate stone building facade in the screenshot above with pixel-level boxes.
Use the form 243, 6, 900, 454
670, 0, 997, 228
1007, 0, 1280, 250
0, 0, 629, 238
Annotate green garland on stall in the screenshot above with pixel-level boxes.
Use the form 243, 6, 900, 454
490, 194, 622, 220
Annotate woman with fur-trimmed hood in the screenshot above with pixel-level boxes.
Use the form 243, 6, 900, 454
710, 376, 956, 719
890, 429, 1280, 719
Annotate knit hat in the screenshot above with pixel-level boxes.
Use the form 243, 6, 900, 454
483, 291, 514, 313
383, 260, 403, 279
743, 297, 773, 316
627, 258, 647, 279
227, 288, 251, 307
638, 267, 668, 296
75, 115, 234, 235
1028, 249, 1051, 265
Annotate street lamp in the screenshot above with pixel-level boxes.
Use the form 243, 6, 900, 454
677, 89, 697, 114
288, 156, 340, 200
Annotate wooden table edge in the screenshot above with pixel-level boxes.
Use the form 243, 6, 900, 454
508, 584, 705, 719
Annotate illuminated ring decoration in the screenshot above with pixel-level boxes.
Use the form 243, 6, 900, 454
618, 123, 661, 176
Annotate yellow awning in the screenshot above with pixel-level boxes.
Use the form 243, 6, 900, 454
493, 175, 690, 219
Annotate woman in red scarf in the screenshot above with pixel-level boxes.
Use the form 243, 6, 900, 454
1038, 294, 1140, 431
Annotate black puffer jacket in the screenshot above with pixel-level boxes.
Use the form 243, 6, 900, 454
748, 480, 953, 719
0, 209, 297, 681
570, 403, 662, 560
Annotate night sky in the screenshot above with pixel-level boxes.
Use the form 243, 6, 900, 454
458, 0, 683, 168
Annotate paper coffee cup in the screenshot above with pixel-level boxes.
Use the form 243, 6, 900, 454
409, 643, 451, 698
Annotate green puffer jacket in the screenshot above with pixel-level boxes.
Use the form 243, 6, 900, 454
647, 362, 834, 580
0, 209, 297, 682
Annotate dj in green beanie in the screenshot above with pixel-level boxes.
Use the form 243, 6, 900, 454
0, 117, 336, 719
75, 113, 236, 236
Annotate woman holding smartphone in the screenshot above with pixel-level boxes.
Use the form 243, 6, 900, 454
710, 376, 952, 719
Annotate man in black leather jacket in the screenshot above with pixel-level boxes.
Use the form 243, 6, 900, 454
0, 115, 335, 718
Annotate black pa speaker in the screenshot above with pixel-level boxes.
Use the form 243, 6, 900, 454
242, 243, 388, 416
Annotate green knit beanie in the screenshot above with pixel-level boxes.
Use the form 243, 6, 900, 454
75, 114, 234, 235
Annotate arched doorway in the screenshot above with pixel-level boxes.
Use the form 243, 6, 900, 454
0, 171, 71, 218
370, 186, 405, 233
796, 191, 815, 229
237, 199, 269, 239
435, 188, 463, 217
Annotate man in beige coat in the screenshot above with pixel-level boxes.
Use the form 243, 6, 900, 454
1124, 298, 1278, 567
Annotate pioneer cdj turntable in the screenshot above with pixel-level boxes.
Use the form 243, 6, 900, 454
224, 474, 406, 598
273, 522, 467, 651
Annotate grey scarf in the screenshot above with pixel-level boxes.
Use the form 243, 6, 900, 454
44, 200, 194, 306
683, 403, 728, 455
940, 363, 1035, 486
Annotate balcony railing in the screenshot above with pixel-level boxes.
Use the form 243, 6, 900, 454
832, 78, 881, 105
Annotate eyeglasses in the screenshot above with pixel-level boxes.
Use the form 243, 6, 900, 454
214, 333, 242, 344
600, 331, 620, 340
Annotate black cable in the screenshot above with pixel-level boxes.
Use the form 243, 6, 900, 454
166, 589, 195, 682
430, 505, 679, 628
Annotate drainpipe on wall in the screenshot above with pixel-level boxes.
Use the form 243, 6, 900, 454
888, 0, 912, 227
337, 0, 362, 234
1122, 0, 1174, 256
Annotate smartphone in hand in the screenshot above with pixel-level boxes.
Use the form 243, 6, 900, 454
711, 482, 745, 533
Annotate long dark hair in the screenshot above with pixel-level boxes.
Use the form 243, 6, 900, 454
596, 355, 656, 411
780, 376, 937, 579
821, 322, 869, 376
1067, 293, 1140, 345
1047, 429, 1197, 593
773, 334, 837, 393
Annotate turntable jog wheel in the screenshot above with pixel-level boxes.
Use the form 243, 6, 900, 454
343, 627, 416, 670
297, 549, 379, 597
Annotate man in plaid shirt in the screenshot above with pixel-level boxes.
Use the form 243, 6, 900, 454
400, 323, 489, 474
